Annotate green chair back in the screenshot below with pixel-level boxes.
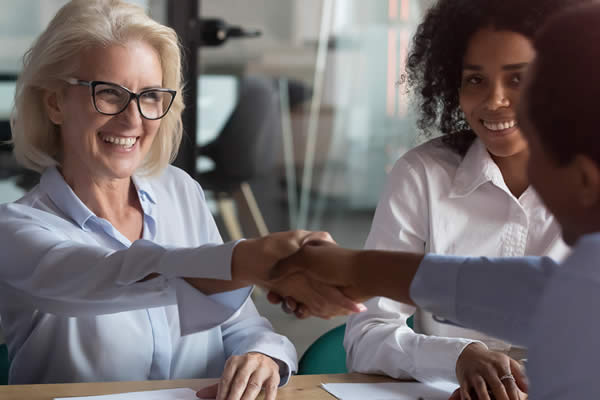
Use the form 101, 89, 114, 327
298, 324, 347, 375
0, 344, 9, 385
297, 316, 414, 375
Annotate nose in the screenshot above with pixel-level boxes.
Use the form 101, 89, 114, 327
484, 82, 510, 111
118, 97, 143, 127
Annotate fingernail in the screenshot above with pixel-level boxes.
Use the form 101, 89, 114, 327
357, 303, 367, 312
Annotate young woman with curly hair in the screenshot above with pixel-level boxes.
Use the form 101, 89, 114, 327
344, 0, 588, 399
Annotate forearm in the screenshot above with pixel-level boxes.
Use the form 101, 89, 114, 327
348, 324, 475, 383
345, 296, 472, 383
354, 250, 424, 303
1, 231, 240, 315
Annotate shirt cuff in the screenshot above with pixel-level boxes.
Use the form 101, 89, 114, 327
415, 337, 485, 384
174, 278, 252, 335
276, 357, 292, 386
248, 353, 294, 386
410, 254, 467, 325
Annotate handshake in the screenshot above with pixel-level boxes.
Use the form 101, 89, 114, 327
229, 230, 424, 319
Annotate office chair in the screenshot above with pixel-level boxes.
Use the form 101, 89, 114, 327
298, 324, 348, 375
196, 76, 281, 240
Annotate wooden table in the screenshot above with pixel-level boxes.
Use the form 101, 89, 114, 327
0, 373, 395, 400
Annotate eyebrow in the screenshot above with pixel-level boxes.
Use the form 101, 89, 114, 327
463, 62, 529, 71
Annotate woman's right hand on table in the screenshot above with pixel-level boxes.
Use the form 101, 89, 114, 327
452, 343, 528, 400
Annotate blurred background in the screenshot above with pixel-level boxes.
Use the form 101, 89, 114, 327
0, 0, 435, 358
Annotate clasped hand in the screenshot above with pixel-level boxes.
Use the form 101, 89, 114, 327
186, 230, 371, 319
261, 238, 374, 319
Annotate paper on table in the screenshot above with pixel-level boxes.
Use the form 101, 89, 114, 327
54, 388, 203, 400
320, 381, 459, 400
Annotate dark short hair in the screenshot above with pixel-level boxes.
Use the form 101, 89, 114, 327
407, 0, 590, 156
528, 3, 600, 166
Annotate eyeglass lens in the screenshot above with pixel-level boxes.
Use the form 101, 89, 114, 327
94, 83, 172, 119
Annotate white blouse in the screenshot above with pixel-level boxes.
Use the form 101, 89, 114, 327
344, 137, 568, 383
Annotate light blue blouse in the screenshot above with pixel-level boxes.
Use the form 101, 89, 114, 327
0, 166, 296, 384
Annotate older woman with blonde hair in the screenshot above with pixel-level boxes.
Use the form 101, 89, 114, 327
0, 1, 363, 398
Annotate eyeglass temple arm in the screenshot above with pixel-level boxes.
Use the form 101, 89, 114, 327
64, 78, 91, 87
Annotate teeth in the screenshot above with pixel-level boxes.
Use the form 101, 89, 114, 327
101, 135, 137, 148
482, 120, 516, 131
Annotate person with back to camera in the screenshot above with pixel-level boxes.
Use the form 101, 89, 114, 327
341, 1, 588, 400
0, 1, 366, 399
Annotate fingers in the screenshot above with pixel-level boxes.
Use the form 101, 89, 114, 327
282, 297, 298, 314
460, 369, 522, 400
217, 354, 279, 400
266, 291, 283, 305
315, 282, 366, 315
262, 374, 280, 400
300, 230, 336, 246
239, 368, 280, 400
471, 375, 491, 400
460, 385, 472, 400
499, 372, 521, 400
510, 358, 529, 393
216, 356, 238, 400
238, 370, 270, 400
484, 370, 510, 400
294, 304, 310, 319
196, 383, 218, 399
275, 273, 364, 318
456, 344, 528, 400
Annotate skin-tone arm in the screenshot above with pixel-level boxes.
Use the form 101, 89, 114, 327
268, 241, 423, 305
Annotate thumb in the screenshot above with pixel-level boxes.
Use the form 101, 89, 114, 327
196, 383, 218, 399
268, 247, 308, 281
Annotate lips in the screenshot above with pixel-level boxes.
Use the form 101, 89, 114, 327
481, 120, 517, 131
99, 133, 138, 149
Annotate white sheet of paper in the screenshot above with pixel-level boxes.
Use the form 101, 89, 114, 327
320, 381, 459, 400
54, 388, 201, 400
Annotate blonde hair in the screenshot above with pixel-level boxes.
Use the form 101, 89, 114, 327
12, 0, 185, 175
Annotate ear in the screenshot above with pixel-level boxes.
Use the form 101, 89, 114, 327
43, 89, 64, 125
572, 154, 600, 208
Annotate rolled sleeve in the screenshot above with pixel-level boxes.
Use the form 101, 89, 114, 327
175, 279, 253, 335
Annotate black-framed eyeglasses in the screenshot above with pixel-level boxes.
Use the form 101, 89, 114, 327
64, 78, 176, 120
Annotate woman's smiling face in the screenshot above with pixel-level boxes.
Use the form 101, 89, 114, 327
459, 28, 535, 159
49, 40, 163, 182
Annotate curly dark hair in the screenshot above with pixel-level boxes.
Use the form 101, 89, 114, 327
407, 0, 590, 156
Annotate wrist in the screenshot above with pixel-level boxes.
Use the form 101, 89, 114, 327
357, 251, 423, 303
231, 239, 262, 285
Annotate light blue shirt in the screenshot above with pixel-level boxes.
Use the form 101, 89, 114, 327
411, 233, 600, 399
0, 166, 296, 384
